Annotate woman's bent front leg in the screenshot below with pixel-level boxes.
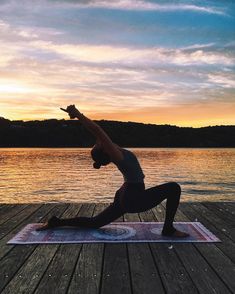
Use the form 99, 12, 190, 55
144, 182, 182, 235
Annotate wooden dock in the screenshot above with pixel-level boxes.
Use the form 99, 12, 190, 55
0, 202, 234, 294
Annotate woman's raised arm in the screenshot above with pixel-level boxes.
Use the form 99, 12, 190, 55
61, 105, 123, 162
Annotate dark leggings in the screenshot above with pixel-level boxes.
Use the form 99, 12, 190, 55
56, 182, 181, 234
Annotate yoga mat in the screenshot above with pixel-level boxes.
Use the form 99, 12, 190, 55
7, 222, 220, 244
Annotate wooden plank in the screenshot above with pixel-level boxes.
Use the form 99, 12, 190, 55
151, 201, 166, 220
0, 205, 29, 226
179, 203, 235, 262
171, 245, 231, 293
34, 203, 93, 294
139, 208, 198, 294
176, 203, 235, 294
101, 245, 132, 294
0, 204, 47, 260
213, 202, 235, 218
0, 204, 27, 225
193, 203, 235, 241
193, 243, 235, 293
178, 202, 235, 240
100, 204, 132, 294
0, 204, 69, 293
202, 202, 235, 226
180, 203, 235, 263
0, 204, 30, 225
0, 204, 40, 241
159, 203, 234, 294
124, 211, 166, 294
0, 204, 25, 225
219, 201, 235, 209
0, 204, 15, 211
67, 203, 106, 294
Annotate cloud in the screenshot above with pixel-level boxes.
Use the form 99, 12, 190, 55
208, 74, 235, 88
44, 0, 227, 15
0, 0, 227, 17
90, 1, 226, 15
181, 43, 216, 50
0, 52, 14, 67
29, 41, 234, 67
0, 19, 63, 44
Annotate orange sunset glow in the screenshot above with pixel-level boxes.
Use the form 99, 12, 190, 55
0, 1, 234, 127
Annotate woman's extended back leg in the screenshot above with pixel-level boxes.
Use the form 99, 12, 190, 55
37, 201, 124, 230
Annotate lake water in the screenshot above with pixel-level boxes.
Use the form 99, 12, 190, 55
0, 148, 234, 203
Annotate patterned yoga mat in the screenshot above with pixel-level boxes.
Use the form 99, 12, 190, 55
7, 222, 220, 244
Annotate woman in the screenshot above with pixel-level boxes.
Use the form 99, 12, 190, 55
38, 105, 189, 237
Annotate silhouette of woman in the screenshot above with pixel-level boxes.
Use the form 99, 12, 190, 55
37, 105, 189, 237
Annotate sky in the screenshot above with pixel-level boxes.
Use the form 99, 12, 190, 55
0, 0, 234, 127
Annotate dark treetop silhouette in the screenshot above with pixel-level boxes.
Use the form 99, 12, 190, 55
0, 117, 234, 148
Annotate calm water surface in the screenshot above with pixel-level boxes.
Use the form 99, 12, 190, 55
0, 148, 234, 203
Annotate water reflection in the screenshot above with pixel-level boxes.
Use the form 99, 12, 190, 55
0, 148, 234, 203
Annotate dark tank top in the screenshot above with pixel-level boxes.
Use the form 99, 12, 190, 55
116, 149, 145, 183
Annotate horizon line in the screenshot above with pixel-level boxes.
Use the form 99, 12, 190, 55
1, 116, 234, 129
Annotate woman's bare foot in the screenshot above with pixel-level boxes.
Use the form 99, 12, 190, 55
170, 229, 190, 238
36, 216, 60, 231
36, 223, 51, 231
162, 228, 190, 238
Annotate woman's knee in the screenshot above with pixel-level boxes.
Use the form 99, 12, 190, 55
168, 182, 181, 196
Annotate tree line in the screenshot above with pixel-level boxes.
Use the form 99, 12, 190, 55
0, 117, 234, 147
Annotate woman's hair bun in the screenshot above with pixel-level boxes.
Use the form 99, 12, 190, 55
93, 161, 101, 169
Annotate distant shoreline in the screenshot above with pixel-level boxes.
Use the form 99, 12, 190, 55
0, 117, 235, 148
2, 117, 235, 129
